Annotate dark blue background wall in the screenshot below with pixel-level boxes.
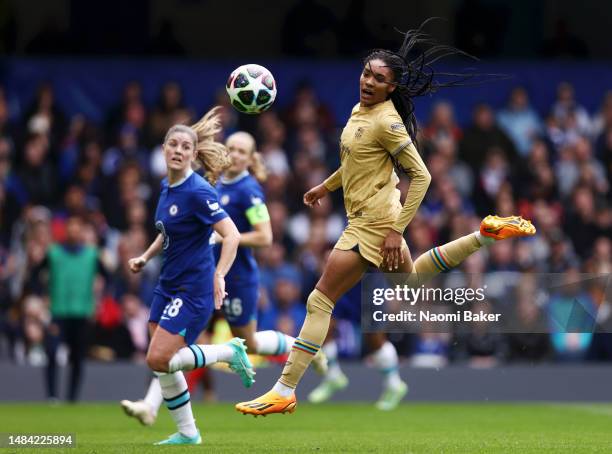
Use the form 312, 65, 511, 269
3, 59, 612, 127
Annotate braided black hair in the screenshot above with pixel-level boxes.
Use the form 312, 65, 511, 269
365, 18, 500, 142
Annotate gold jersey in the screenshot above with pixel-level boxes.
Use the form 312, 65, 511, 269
324, 99, 431, 233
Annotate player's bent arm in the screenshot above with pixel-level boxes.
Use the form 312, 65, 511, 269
323, 167, 342, 192
213, 217, 241, 277
390, 141, 431, 234
240, 220, 273, 248
142, 233, 164, 262
128, 233, 164, 272
240, 201, 272, 247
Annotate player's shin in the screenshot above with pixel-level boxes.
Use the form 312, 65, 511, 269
254, 330, 295, 355
275, 289, 334, 395
144, 376, 163, 416
157, 372, 198, 438
411, 233, 482, 285
168, 344, 234, 372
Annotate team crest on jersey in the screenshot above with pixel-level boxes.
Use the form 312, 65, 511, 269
169, 204, 178, 216
354, 126, 364, 139
221, 194, 230, 206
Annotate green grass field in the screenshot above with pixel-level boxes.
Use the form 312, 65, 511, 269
0, 402, 611, 453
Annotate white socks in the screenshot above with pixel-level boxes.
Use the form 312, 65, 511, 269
168, 344, 234, 373
272, 381, 295, 398
254, 330, 294, 355
371, 341, 403, 389
474, 230, 495, 247
157, 372, 198, 438
323, 341, 344, 381
143, 376, 163, 416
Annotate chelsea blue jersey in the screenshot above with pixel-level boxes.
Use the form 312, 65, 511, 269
214, 172, 268, 285
155, 171, 227, 294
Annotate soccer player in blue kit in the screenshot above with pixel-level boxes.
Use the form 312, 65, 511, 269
213, 132, 327, 370
123, 130, 326, 432
121, 109, 255, 445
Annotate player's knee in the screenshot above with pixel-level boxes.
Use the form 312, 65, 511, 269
307, 289, 335, 315
146, 350, 170, 373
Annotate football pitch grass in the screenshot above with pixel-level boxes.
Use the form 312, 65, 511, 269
0, 402, 611, 453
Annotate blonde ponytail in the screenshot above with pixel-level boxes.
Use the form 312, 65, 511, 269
190, 106, 231, 185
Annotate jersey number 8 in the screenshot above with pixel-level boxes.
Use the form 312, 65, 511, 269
164, 298, 183, 318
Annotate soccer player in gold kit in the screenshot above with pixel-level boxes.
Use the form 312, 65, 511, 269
236, 24, 536, 416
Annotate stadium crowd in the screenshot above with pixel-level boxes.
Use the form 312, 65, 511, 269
0, 78, 611, 370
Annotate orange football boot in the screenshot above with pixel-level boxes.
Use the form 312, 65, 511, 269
235, 390, 297, 417
480, 215, 536, 240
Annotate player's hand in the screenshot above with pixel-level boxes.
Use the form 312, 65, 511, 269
128, 256, 147, 273
304, 184, 329, 208
380, 230, 405, 271
214, 273, 227, 310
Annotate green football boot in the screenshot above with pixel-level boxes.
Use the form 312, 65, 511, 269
307, 373, 349, 403
155, 431, 202, 445
226, 337, 256, 388
375, 381, 408, 411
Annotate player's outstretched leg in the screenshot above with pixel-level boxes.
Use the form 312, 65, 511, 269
308, 340, 348, 403
370, 340, 408, 411
253, 330, 328, 375
236, 249, 368, 416
154, 371, 202, 445
168, 337, 255, 388
235, 289, 335, 416
410, 215, 535, 285
121, 376, 162, 426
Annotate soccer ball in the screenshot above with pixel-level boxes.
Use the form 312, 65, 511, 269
226, 64, 277, 114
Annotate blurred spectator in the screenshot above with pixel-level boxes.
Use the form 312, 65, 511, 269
257, 111, 290, 177
1, 73, 610, 371
284, 80, 336, 134
102, 124, 149, 177
147, 82, 192, 146
15, 134, 56, 206
0, 87, 16, 143
22, 82, 67, 152
563, 186, 601, 259
497, 87, 543, 156
105, 81, 145, 141
460, 103, 517, 171
434, 137, 474, 199
552, 82, 591, 139
30, 215, 108, 401
422, 101, 462, 143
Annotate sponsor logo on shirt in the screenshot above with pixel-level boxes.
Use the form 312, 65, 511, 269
390, 122, 405, 131
207, 200, 225, 216
340, 142, 351, 158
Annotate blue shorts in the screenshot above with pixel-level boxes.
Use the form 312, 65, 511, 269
149, 286, 214, 345
221, 282, 259, 327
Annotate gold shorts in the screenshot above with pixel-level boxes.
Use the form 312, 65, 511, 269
334, 214, 408, 268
